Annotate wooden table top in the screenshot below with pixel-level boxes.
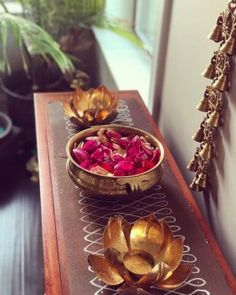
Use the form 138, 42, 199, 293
34, 91, 236, 295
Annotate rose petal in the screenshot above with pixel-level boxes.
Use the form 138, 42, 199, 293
90, 165, 111, 175
152, 149, 161, 163
114, 170, 128, 176
100, 162, 114, 173
142, 160, 155, 171
82, 139, 100, 152
126, 144, 140, 157
115, 137, 130, 149
79, 159, 91, 169
106, 129, 122, 139
114, 161, 135, 172
112, 154, 125, 162
142, 146, 154, 157
73, 149, 89, 163
136, 151, 148, 161
132, 135, 142, 146
90, 148, 104, 162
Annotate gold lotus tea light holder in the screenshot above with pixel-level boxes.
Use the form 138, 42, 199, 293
88, 214, 193, 295
63, 86, 118, 128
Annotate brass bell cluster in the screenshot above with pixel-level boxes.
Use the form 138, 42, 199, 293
188, 1, 236, 192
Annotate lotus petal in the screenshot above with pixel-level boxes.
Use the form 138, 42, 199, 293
63, 100, 76, 118
156, 220, 173, 256
123, 249, 155, 275
104, 248, 132, 283
107, 95, 118, 112
103, 216, 131, 256
157, 237, 184, 275
104, 109, 118, 123
136, 262, 168, 287
88, 254, 124, 286
73, 88, 92, 113
156, 262, 193, 289
95, 110, 109, 121
130, 215, 163, 257
83, 109, 96, 122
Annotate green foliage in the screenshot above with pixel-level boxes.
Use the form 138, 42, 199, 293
0, 12, 74, 75
17, 0, 106, 38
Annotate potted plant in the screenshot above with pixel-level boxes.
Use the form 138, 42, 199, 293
18, 0, 106, 88
0, 1, 74, 129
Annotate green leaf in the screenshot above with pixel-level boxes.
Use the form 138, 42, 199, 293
0, 13, 74, 75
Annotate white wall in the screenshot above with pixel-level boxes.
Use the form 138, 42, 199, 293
157, 0, 236, 273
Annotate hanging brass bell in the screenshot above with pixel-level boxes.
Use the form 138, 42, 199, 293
192, 126, 205, 142
196, 96, 210, 112
212, 74, 229, 92
187, 156, 199, 172
195, 172, 207, 189
206, 110, 221, 127
220, 34, 236, 55
208, 16, 223, 42
202, 60, 216, 79
199, 142, 214, 160
189, 177, 203, 192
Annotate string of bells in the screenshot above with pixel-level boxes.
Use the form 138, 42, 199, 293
188, 0, 236, 192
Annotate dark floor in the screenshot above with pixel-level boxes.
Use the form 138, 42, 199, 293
0, 148, 44, 295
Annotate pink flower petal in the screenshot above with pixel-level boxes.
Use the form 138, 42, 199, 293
106, 129, 122, 139
82, 139, 100, 152
100, 162, 114, 173
142, 159, 155, 170
90, 148, 104, 161
113, 170, 128, 176
142, 146, 154, 157
73, 149, 89, 163
115, 137, 130, 149
151, 149, 161, 164
132, 135, 142, 146
79, 159, 91, 169
114, 160, 135, 172
112, 154, 124, 162
90, 165, 111, 175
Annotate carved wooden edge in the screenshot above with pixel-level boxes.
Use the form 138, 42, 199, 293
35, 91, 236, 295
123, 90, 236, 293
34, 92, 72, 295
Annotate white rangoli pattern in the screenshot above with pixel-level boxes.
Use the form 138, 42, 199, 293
64, 100, 210, 295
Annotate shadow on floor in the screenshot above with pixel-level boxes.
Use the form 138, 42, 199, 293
0, 151, 44, 295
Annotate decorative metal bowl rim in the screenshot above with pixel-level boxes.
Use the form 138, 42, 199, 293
66, 124, 164, 179
0, 112, 12, 140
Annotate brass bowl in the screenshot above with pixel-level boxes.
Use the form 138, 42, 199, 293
88, 214, 193, 294
66, 124, 164, 197
63, 86, 118, 128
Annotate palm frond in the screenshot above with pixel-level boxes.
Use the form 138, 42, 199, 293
0, 13, 74, 75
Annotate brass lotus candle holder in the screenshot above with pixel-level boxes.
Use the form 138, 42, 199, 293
88, 215, 193, 294
63, 86, 118, 128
